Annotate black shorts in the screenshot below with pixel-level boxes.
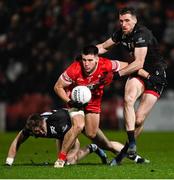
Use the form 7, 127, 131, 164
47, 109, 72, 139
130, 68, 167, 98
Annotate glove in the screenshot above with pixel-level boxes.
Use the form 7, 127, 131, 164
148, 74, 167, 87
68, 100, 86, 109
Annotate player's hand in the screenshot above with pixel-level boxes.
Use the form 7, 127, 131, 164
5, 157, 14, 166
68, 100, 87, 109
148, 74, 167, 87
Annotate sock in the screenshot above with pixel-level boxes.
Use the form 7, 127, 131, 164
58, 152, 67, 161
88, 144, 98, 153
127, 130, 136, 145
88, 144, 108, 164
115, 142, 129, 163
95, 147, 106, 158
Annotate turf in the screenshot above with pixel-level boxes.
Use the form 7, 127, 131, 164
0, 131, 174, 179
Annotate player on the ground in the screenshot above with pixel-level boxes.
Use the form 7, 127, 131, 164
5, 109, 107, 166
5, 109, 149, 166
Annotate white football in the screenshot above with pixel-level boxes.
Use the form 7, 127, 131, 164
71, 86, 92, 104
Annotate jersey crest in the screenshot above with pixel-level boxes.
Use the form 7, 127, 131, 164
50, 126, 57, 135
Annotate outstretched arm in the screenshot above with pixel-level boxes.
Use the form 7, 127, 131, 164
114, 60, 149, 79
6, 130, 29, 166
118, 47, 147, 76
137, 69, 149, 78
96, 38, 116, 54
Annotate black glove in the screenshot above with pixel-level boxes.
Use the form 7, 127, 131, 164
68, 100, 86, 109
148, 74, 167, 87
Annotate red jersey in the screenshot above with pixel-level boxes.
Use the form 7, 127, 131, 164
60, 57, 120, 113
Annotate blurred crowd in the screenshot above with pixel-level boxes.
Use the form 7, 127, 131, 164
0, 0, 174, 129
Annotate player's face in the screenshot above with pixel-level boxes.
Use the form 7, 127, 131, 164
32, 121, 47, 136
82, 54, 98, 75
119, 13, 137, 34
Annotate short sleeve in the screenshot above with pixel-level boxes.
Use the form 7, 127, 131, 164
111, 29, 122, 43
111, 60, 120, 72
22, 128, 31, 137
134, 31, 148, 47
60, 62, 79, 84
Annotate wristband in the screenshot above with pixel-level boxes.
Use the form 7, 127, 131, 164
6, 157, 14, 166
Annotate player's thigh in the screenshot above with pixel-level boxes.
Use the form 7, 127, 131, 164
124, 77, 144, 102
136, 93, 158, 123
85, 113, 100, 135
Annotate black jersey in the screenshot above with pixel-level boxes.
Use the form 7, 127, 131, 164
112, 23, 167, 73
22, 109, 71, 140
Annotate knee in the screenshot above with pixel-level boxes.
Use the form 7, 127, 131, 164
124, 94, 136, 106
135, 112, 146, 127
85, 130, 97, 139
73, 123, 85, 134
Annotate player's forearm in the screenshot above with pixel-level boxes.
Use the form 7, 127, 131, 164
54, 78, 71, 103
119, 60, 143, 76
6, 131, 28, 165
7, 142, 17, 158
6, 138, 19, 166
118, 61, 128, 70
7, 131, 23, 158
137, 69, 149, 78
96, 44, 108, 54
96, 38, 115, 55
54, 86, 70, 103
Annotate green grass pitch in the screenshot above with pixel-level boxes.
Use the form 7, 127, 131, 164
1, 131, 174, 179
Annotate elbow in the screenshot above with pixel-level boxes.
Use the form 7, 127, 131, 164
96, 45, 102, 54
96, 44, 106, 54
54, 84, 58, 94
54, 83, 63, 96
139, 64, 144, 69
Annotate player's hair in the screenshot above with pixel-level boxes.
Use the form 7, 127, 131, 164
119, 7, 137, 17
82, 45, 98, 55
25, 113, 41, 130
74, 54, 82, 61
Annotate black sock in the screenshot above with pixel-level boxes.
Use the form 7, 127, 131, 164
121, 142, 129, 153
127, 130, 135, 145
95, 148, 101, 156
115, 142, 129, 163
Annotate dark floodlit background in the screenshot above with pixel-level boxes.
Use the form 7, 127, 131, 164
0, 0, 174, 131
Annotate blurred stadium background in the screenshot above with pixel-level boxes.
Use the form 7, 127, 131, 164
0, 0, 174, 132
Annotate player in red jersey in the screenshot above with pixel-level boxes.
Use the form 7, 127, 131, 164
53, 45, 149, 167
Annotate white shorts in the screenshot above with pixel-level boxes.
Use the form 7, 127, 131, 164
68, 108, 85, 118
